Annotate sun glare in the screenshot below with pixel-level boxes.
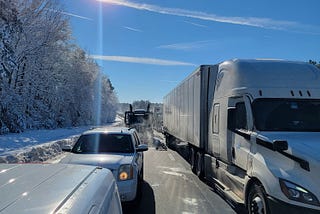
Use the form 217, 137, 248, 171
94, 1, 103, 126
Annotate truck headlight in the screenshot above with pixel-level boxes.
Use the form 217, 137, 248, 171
279, 179, 320, 206
118, 164, 133, 181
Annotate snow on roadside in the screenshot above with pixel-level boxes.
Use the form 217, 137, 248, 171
0, 127, 88, 163
0, 116, 124, 163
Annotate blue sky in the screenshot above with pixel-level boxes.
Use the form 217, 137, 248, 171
61, 0, 320, 103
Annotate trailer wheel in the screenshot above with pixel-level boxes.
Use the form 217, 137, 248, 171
247, 183, 269, 214
190, 148, 196, 173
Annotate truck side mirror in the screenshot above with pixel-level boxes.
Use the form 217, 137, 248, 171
147, 103, 150, 112
124, 111, 133, 125
227, 107, 236, 131
273, 140, 288, 151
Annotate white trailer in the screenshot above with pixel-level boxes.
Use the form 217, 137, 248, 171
163, 59, 320, 213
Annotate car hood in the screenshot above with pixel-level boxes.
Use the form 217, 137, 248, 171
60, 153, 134, 170
0, 164, 113, 214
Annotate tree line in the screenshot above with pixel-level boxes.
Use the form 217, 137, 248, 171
0, 0, 118, 134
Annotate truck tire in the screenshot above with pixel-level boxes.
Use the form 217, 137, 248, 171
247, 183, 269, 214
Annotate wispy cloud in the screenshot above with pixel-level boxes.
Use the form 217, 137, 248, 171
90, 55, 196, 66
183, 21, 208, 28
123, 26, 142, 32
158, 40, 214, 50
97, 0, 301, 31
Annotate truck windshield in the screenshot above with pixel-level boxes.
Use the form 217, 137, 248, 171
252, 98, 320, 131
72, 134, 134, 154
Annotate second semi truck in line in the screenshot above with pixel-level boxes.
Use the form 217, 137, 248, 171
163, 59, 320, 213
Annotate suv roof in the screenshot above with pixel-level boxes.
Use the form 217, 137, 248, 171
83, 126, 136, 135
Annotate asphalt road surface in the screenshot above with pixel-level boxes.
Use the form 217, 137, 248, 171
122, 145, 238, 214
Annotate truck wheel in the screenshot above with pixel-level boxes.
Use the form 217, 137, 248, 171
247, 183, 269, 214
190, 148, 196, 173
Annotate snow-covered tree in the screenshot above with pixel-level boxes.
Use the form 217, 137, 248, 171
101, 75, 118, 123
0, 0, 23, 133
0, 0, 118, 134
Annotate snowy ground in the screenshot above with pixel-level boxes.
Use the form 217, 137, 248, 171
0, 117, 123, 163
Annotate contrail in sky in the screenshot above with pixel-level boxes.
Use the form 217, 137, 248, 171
123, 26, 142, 32
183, 21, 208, 28
98, 0, 320, 34
158, 40, 215, 50
47, 9, 93, 21
90, 55, 196, 66
97, 0, 298, 30
61, 11, 93, 21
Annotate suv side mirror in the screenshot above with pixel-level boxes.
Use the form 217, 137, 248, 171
273, 140, 288, 151
61, 144, 73, 152
136, 144, 148, 152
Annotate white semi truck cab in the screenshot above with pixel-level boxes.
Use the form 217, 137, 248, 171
163, 59, 320, 213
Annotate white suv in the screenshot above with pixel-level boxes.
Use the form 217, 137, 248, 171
60, 127, 148, 202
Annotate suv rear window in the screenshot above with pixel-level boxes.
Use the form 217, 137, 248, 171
72, 133, 134, 154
